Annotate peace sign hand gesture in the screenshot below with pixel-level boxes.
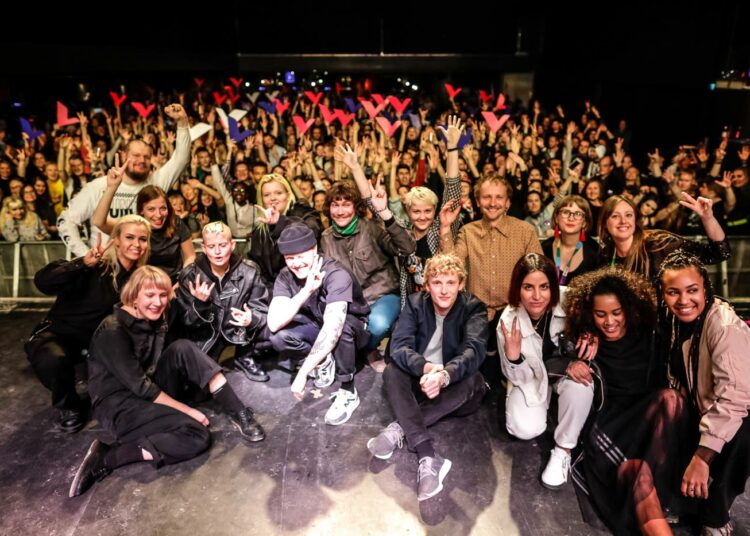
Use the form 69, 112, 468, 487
302, 255, 326, 296
107, 153, 131, 189
83, 232, 114, 267
500, 316, 522, 361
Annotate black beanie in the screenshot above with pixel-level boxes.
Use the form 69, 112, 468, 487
278, 223, 316, 255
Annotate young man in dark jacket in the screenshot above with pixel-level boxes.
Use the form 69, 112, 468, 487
177, 222, 271, 381
368, 253, 488, 501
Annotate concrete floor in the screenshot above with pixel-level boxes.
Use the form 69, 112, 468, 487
1, 308, 748, 536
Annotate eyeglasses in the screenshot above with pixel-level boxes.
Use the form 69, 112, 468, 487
559, 209, 585, 221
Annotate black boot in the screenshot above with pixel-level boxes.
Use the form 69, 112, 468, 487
69, 440, 112, 498
235, 356, 269, 382
231, 407, 265, 443
57, 408, 85, 434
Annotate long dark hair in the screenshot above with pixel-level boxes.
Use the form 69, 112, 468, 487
507, 253, 560, 310
657, 250, 715, 409
137, 186, 175, 239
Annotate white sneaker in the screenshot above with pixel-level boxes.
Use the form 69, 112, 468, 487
541, 447, 570, 490
313, 354, 335, 388
324, 388, 360, 426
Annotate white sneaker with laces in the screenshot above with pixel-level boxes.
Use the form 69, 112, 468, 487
541, 447, 571, 490
324, 388, 360, 425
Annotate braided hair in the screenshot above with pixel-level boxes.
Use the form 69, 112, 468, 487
656, 250, 715, 408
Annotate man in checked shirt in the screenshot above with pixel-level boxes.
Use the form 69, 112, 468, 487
439, 174, 542, 384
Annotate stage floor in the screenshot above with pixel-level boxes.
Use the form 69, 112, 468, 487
1, 309, 747, 536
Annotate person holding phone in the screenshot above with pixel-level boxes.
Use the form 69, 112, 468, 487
267, 224, 371, 426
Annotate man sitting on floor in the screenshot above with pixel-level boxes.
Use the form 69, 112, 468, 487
176, 222, 271, 381
368, 253, 488, 501
267, 223, 370, 425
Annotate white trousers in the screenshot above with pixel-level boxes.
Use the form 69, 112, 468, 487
505, 377, 594, 449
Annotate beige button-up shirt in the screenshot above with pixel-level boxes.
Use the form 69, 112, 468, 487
440, 215, 542, 319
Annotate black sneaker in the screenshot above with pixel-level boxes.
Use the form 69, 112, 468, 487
69, 439, 111, 498
57, 408, 85, 434
231, 407, 265, 443
235, 356, 270, 382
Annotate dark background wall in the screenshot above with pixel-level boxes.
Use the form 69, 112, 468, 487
1, 2, 748, 161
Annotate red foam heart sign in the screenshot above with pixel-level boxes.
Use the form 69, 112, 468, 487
292, 115, 315, 136
387, 96, 411, 115
481, 111, 510, 133
109, 92, 127, 108
445, 84, 462, 100
56, 102, 79, 127
132, 102, 155, 119
376, 116, 400, 137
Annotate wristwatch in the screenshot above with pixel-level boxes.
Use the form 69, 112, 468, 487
439, 370, 451, 388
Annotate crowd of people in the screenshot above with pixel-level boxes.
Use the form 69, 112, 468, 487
3, 80, 749, 534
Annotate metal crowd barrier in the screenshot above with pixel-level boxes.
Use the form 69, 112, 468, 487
1, 238, 749, 311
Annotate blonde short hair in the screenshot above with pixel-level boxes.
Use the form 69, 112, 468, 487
120, 265, 174, 306
403, 187, 438, 209
101, 214, 151, 289
423, 253, 467, 284
202, 221, 232, 240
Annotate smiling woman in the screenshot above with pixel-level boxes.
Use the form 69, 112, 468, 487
93, 184, 195, 283
25, 214, 151, 435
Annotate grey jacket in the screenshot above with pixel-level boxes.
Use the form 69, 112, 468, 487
320, 217, 415, 305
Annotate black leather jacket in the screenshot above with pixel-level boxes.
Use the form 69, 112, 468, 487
176, 253, 269, 353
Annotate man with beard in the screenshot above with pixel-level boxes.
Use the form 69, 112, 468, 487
57, 104, 190, 256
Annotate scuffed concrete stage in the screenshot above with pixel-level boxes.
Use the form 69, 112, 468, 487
1, 309, 747, 535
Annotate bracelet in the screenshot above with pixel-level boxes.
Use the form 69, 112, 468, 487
447, 147, 458, 152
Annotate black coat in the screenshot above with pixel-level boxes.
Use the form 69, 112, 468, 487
390, 291, 488, 384
176, 253, 269, 353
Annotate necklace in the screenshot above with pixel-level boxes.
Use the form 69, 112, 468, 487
531, 311, 550, 341
555, 237, 583, 284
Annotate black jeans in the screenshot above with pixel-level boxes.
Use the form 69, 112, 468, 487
25, 324, 87, 411
270, 318, 368, 383
95, 340, 221, 468
382, 363, 486, 450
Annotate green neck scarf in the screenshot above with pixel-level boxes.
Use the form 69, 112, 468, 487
333, 215, 359, 236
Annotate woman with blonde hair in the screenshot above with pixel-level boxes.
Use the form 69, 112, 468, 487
25, 214, 150, 434
2, 198, 49, 241
69, 265, 264, 498
248, 172, 321, 288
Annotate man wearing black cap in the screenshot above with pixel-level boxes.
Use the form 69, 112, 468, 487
268, 223, 370, 425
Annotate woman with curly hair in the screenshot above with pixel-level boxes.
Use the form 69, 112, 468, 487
598, 194, 730, 281
566, 267, 690, 535
658, 251, 750, 536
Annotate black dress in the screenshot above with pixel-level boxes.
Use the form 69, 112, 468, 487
572, 330, 690, 535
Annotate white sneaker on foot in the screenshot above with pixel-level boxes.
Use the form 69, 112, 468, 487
541, 447, 570, 490
324, 388, 360, 425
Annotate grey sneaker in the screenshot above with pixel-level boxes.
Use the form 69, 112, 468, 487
324, 388, 360, 425
313, 354, 335, 389
417, 454, 452, 501
367, 422, 404, 459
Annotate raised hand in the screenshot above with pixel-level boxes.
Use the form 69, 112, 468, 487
83, 232, 114, 267
333, 143, 358, 169
254, 204, 279, 225
679, 192, 714, 220
369, 174, 388, 213
107, 153, 131, 188
164, 103, 189, 127
188, 272, 215, 302
714, 171, 733, 189
301, 255, 326, 295
437, 115, 465, 148
439, 199, 462, 230
500, 317, 522, 360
